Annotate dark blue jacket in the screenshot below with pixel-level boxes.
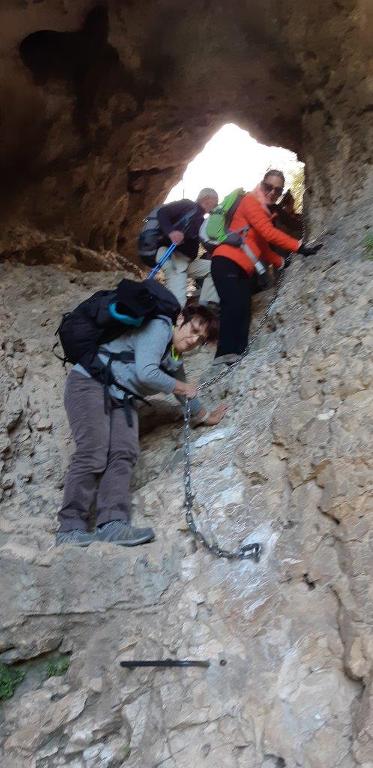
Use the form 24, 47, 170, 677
157, 199, 204, 259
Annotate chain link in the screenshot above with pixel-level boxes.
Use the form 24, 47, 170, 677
182, 270, 286, 561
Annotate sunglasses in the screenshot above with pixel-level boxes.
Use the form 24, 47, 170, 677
263, 181, 284, 197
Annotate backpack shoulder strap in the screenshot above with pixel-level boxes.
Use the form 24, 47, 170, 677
98, 349, 150, 415
98, 317, 173, 365
176, 204, 200, 232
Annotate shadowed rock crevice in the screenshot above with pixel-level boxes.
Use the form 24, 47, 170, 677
0, 0, 371, 260
19, 5, 138, 135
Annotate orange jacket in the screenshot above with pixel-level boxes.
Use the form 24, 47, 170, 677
213, 193, 301, 275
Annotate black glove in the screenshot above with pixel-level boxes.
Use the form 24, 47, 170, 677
298, 242, 323, 257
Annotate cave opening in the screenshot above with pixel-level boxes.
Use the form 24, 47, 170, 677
120, 122, 305, 260
164, 123, 305, 214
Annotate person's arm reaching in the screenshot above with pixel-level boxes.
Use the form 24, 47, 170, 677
133, 319, 182, 394
157, 201, 194, 244
172, 364, 227, 426
171, 363, 202, 415
242, 195, 300, 252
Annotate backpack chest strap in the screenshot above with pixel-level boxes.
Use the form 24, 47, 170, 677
99, 349, 136, 364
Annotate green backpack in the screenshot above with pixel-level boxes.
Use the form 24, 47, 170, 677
199, 188, 266, 275
199, 188, 246, 249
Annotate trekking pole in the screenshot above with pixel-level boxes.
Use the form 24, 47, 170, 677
147, 243, 177, 280
147, 205, 199, 280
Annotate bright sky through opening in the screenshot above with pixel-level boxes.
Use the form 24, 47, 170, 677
165, 123, 302, 203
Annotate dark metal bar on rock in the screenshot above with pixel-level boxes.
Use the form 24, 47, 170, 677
120, 658, 210, 669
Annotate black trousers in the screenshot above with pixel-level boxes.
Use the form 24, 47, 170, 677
211, 256, 255, 358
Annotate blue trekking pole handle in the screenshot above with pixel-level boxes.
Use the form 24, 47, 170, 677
148, 243, 177, 279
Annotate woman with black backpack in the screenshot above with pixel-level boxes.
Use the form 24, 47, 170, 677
56, 303, 226, 547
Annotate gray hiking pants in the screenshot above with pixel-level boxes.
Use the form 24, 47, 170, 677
58, 371, 139, 532
156, 247, 219, 307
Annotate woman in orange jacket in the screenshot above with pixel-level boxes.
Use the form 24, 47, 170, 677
211, 169, 321, 367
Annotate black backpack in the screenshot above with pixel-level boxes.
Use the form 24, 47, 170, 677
138, 204, 198, 267
55, 278, 181, 382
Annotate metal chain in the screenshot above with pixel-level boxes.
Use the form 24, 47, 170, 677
182, 270, 286, 562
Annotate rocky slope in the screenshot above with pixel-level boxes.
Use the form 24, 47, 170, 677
1, 220, 372, 767
0, 1, 372, 764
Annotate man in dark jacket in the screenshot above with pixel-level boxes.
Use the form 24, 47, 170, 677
156, 188, 219, 307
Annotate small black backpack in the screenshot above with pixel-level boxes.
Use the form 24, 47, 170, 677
55, 278, 180, 381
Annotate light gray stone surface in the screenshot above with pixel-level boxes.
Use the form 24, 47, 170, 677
0, 224, 372, 766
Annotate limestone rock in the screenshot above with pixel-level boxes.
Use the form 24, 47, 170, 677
0, 225, 372, 766
0, 2, 372, 759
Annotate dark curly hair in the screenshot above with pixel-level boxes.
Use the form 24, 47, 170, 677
180, 302, 219, 343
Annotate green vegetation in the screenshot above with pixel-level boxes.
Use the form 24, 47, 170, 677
0, 662, 26, 701
46, 655, 70, 678
363, 232, 373, 259
0, 652, 70, 702
118, 745, 131, 762
288, 165, 305, 213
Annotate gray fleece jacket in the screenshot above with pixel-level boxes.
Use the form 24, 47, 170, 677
74, 317, 202, 416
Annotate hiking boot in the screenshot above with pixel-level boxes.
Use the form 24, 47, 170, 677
97, 520, 155, 546
213, 353, 241, 365
55, 529, 97, 547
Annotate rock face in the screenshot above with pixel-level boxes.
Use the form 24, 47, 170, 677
0, 0, 372, 261
0, 1, 372, 765
1, 220, 373, 766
